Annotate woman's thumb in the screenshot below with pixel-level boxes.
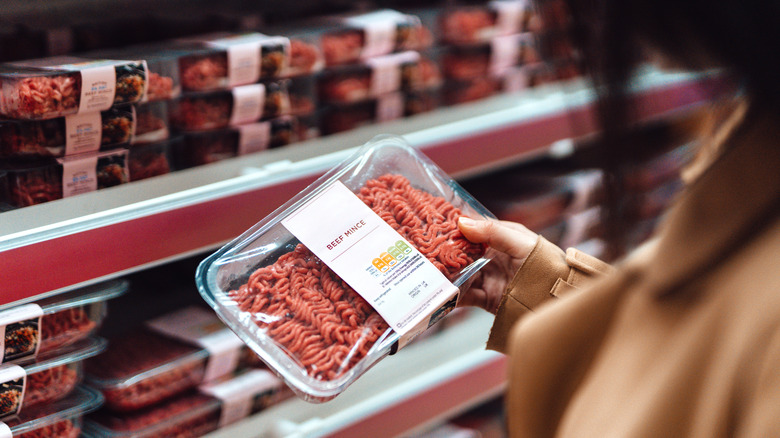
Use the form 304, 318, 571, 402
458, 217, 537, 259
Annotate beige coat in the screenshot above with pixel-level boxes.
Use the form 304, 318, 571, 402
487, 107, 780, 437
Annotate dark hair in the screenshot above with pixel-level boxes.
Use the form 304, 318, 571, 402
553, 0, 779, 257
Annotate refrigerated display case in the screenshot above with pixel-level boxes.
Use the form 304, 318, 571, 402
0, 13, 728, 430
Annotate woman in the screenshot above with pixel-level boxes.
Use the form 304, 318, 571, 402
457, 0, 780, 436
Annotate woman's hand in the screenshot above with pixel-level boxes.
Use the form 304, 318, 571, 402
457, 217, 539, 314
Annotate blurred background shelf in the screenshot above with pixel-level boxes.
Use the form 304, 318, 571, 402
0, 68, 726, 307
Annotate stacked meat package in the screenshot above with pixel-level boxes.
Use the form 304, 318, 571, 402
82, 305, 291, 437
0, 280, 128, 437
0, 56, 149, 209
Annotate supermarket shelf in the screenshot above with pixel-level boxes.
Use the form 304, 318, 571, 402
204, 310, 505, 438
0, 68, 729, 307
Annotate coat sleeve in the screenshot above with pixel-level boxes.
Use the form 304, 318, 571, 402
486, 236, 613, 353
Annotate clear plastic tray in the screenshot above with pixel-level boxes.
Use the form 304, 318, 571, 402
169, 81, 290, 131
0, 58, 147, 120
84, 45, 183, 102
0, 148, 129, 209
440, 33, 541, 80
0, 337, 107, 418
438, 0, 536, 44
131, 100, 169, 145
0, 106, 133, 160
34, 279, 129, 354
320, 93, 405, 135
83, 370, 291, 437
128, 137, 177, 182
317, 51, 423, 104
84, 328, 209, 412
4, 386, 103, 438
196, 135, 494, 401
174, 119, 293, 169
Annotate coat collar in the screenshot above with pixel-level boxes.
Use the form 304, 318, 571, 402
626, 105, 780, 297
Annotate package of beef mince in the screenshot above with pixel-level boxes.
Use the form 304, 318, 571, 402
0, 148, 129, 209
0, 57, 147, 120
0, 337, 106, 419
0, 105, 134, 160
169, 81, 290, 131
1, 386, 103, 438
196, 135, 495, 402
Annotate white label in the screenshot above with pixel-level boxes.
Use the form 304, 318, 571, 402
64, 112, 102, 155
58, 154, 98, 198
0, 304, 43, 363
0, 422, 11, 438
225, 43, 262, 87
282, 181, 459, 339
78, 65, 117, 113
503, 66, 530, 92
346, 10, 406, 58
0, 365, 26, 418
230, 84, 265, 125
376, 92, 404, 122
237, 122, 271, 155
199, 369, 281, 426
146, 306, 244, 383
490, 0, 527, 34
490, 35, 521, 76
367, 51, 419, 96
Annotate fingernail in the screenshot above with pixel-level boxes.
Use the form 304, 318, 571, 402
458, 217, 476, 227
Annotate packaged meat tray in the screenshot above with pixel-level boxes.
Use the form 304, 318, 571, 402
174, 119, 293, 168
196, 135, 495, 401
1, 386, 103, 438
320, 93, 405, 135
84, 328, 210, 412
442, 76, 501, 106
0, 57, 147, 120
0, 148, 129, 209
287, 75, 317, 116
440, 33, 541, 80
128, 137, 177, 181
83, 369, 291, 437
85, 307, 265, 412
180, 32, 292, 84
318, 51, 431, 104
1, 278, 129, 357
84, 45, 182, 102
320, 9, 429, 66
294, 111, 321, 142
169, 81, 290, 131
0, 106, 134, 160
404, 86, 442, 116
0, 336, 107, 418
131, 100, 169, 145
438, 0, 535, 44
502, 62, 558, 92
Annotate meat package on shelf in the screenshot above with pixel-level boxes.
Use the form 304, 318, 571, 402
0, 57, 147, 120
174, 119, 294, 169
438, 0, 539, 45
128, 136, 178, 181
82, 369, 292, 438
168, 81, 290, 131
0, 337, 106, 419
0, 106, 134, 160
1, 386, 103, 438
0, 148, 129, 208
84, 306, 266, 413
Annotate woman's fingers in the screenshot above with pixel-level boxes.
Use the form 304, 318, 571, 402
458, 218, 538, 261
